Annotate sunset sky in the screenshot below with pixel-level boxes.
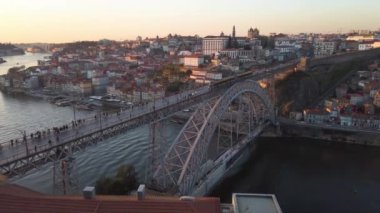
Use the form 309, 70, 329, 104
1, 0, 379, 43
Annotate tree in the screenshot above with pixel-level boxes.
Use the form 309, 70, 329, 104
186, 69, 192, 76
95, 164, 139, 195
166, 81, 184, 93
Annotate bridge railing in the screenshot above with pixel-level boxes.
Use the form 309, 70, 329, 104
0, 85, 213, 165
0, 85, 211, 149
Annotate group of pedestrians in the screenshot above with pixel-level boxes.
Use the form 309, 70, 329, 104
2, 89, 210, 155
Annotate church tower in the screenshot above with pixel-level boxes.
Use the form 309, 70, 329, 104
232, 25, 236, 38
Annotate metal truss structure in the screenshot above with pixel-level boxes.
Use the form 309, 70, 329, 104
151, 80, 275, 195
53, 156, 80, 195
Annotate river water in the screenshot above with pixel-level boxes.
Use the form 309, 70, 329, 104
1, 54, 379, 212
210, 137, 380, 213
0, 52, 50, 75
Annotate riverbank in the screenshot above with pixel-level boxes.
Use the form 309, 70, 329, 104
276, 122, 380, 147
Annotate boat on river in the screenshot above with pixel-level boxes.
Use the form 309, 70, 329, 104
74, 103, 94, 111
55, 99, 72, 107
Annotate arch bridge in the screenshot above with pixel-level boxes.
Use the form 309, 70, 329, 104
149, 80, 275, 195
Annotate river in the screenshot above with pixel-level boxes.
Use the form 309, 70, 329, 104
1, 54, 379, 212
0, 52, 50, 75
210, 137, 380, 213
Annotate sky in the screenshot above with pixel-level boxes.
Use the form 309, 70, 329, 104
1, 0, 379, 43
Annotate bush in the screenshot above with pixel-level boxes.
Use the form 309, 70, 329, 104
95, 164, 139, 195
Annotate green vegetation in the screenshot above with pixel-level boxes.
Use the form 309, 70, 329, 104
166, 80, 184, 93
7, 66, 25, 74
95, 164, 139, 195
313, 60, 364, 93
160, 64, 181, 79
186, 69, 192, 76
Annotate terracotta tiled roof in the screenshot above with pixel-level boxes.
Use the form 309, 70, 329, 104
0, 184, 43, 197
0, 184, 220, 213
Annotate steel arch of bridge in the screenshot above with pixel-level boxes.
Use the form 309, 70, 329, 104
152, 80, 275, 195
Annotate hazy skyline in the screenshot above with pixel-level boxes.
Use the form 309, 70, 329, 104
1, 0, 380, 43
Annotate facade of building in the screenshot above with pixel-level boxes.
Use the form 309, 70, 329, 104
274, 37, 297, 48
304, 109, 329, 124
92, 76, 109, 95
219, 49, 256, 59
350, 94, 367, 105
358, 41, 380, 51
183, 55, 204, 67
346, 35, 375, 41
313, 41, 336, 58
340, 115, 353, 126
79, 81, 93, 95
202, 36, 229, 56
247, 27, 259, 39
190, 70, 222, 84
373, 92, 380, 107
359, 42, 374, 51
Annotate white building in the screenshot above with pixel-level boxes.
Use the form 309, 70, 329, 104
219, 49, 256, 59
358, 41, 380, 51
359, 42, 374, 51
313, 41, 336, 58
190, 69, 222, 84
340, 115, 353, 126
183, 55, 204, 67
274, 37, 297, 48
202, 36, 229, 56
276, 46, 295, 54
350, 94, 366, 105
346, 35, 375, 41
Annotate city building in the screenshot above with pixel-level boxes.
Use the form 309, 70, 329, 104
183, 55, 204, 67
218, 49, 256, 59
339, 40, 359, 52
350, 93, 367, 105
373, 92, 380, 107
359, 41, 375, 51
340, 114, 353, 126
190, 69, 222, 84
247, 27, 260, 39
202, 36, 229, 56
358, 41, 380, 51
79, 81, 93, 95
313, 41, 337, 58
304, 109, 329, 124
346, 35, 375, 41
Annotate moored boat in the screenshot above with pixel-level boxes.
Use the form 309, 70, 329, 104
55, 99, 72, 107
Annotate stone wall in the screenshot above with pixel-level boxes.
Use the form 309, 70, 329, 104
278, 124, 380, 147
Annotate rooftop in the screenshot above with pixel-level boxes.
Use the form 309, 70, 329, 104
232, 193, 282, 213
0, 184, 220, 213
